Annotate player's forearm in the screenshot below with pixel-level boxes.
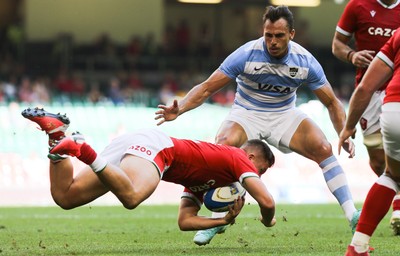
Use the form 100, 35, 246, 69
260, 205, 275, 227
345, 87, 372, 130
327, 103, 347, 137
332, 34, 354, 64
178, 216, 229, 231
178, 84, 213, 116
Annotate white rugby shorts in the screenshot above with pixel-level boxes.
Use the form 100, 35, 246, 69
359, 90, 385, 136
224, 104, 307, 153
99, 128, 174, 175
380, 103, 400, 161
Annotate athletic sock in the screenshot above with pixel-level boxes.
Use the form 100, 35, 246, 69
357, 174, 397, 236
351, 232, 370, 253
78, 143, 107, 173
320, 155, 356, 221
392, 194, 400, 211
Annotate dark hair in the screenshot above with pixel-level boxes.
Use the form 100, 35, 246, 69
262, 5, 294, 31
245, 139, 275, 167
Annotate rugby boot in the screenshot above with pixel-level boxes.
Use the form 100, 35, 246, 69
22, 107, 70, 147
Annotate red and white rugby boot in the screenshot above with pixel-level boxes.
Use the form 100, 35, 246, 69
21, 107, 70, 147
50, 132, 85, 158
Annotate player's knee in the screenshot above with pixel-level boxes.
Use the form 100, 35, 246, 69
122, 199, 140, 210
314, 140, 332, 158
52, 196, 78, 210
369, 160, 385, 176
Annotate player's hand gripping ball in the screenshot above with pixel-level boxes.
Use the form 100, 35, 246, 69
203, 182, 246, 212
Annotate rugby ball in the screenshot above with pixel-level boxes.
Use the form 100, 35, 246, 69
203, 182, 246, 212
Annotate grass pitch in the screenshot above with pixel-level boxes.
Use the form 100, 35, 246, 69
0, 203, 399, 256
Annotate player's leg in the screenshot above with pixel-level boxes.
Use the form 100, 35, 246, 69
215, 120, 249, 147
49, 161, 108, 209
363, 132, 385, 176
96, 155, 160, 209
51, 134, 160, 209
21, 107, 109, 208
364, 131, 400, 235
346, 103, 400, 255
346, 169, 399, 255
289, 118, 358, 229
193, 120, 248, 246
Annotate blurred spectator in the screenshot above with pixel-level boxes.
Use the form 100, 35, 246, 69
158, 72, 179, 104
17, 76, 33, 103
127, 70, 143, 90
2, 74, 17, 102
107, 77, 124, 105
126, 35, 143, 57
196, 22, 212, 57
159, 24, 176, 56
54, 69, 75, 94
31, 77, 50, 104
93, 33, 113, 55
175, 19, 191, 56
142, 33, 157, 57
87, 81, 104, 104
71, 72, 86, 100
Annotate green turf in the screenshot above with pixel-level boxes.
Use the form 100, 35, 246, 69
0, 203, 398, 255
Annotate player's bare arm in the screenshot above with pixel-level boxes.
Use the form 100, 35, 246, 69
177, 197, 238, 231
338, 57, 393, 155
313, 83, 355, 157
332, 31, 375, 68
242, 177, 275, 227
155, 70, 232, 125
332, 31, 353, 63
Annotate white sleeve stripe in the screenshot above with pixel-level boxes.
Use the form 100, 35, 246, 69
336, 26, 352, 37
377, 52, 394, 69
181, 192, 202, 208
239, 172, 259, 183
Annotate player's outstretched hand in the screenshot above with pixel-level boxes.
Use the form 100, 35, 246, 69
338, 127, 356, 158
155, 99, 179, 126
224, 197, 245, 224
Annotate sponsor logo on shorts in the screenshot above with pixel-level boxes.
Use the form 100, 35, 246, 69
128, 145, 152, 155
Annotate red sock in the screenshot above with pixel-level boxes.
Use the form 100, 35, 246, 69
357, 182, 396, 236
393, 195, 400, 211
77, 143, 97, 165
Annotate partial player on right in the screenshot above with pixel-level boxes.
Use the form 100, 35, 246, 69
332, 0, 400, 234
339, 28, 400, 256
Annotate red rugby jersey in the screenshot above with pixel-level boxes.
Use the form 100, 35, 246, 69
162, 138, 259, 202
378, 29, 400, 103
336, 0, 400, 89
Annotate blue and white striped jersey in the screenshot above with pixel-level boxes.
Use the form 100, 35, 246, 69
219, 37, 327, 112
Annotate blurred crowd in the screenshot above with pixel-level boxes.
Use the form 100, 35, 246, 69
0, 17, 352, 108
0, 19, 239, 107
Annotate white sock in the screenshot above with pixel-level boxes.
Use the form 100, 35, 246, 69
351, 231, 370, 253
90, 156, 108, 173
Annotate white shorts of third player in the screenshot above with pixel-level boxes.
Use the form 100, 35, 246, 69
224, 104, 307, 154
360, 90, 385, 136
380, 102, 400, 161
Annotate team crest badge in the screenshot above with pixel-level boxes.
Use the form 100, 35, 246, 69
289, 67, 298, 77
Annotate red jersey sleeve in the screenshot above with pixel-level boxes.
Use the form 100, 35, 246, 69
336, 0, 358, 35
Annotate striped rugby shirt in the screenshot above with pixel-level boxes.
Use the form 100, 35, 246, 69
219, 37, 327, 112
